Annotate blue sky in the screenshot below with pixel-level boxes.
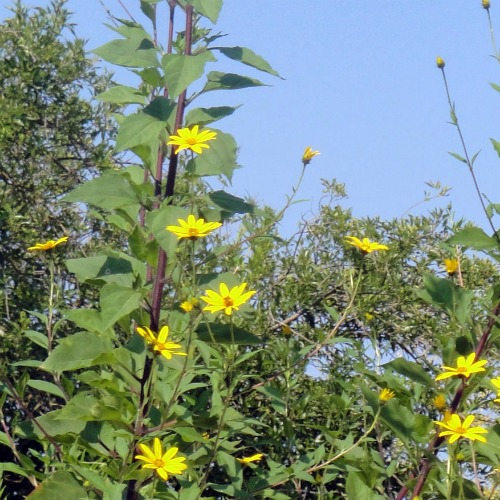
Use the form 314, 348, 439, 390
4, 0, 500, 234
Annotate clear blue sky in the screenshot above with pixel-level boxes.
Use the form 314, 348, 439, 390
4, 0, 500, 233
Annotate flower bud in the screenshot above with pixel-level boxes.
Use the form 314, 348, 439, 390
483, 0, 491, 10
436, 56, 445, 69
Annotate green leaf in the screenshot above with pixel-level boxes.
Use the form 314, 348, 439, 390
447, 226, 498, 250
186, 131, 239, 180
65, 255, 137, 286
95, 85, 147, 105
41, 332, 114, 373
197, 323, 262, 344
189, 0, 223, 23
346, 472, 385, 500
208, 190, 254, 214
27, 380, 65, 399
448, 151, 467, 163
162, 51, 216, 99
64, 173, 140, 210
185, 106, 240, 126
148, 205, 190, 257
100, 284, 143, 330
216, 46, 281, 77
24, 330, 48, 349
26, 471, 88, 499
201, 71, 266, 93
380, 399, 416, 443
383, 357, 434, 387
491, 138, 500, 158
18, 410, 86, 439
93, 37, 158, 68
490, 82, 500, 93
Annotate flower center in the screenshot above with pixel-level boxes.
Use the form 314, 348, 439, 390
153, 458, 165, 468
188, 228, 200, 236
186, 138, 197, 145
456, 426, 466, 434
456, 367, 466, 374
156, 342, 166, 350
223, 296, 234, 308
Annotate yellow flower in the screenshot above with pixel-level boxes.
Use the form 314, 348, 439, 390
483, 0, 491, 9
345, 236, 389, 254
434, 414, 487, 444
432, 394, 447, 411
302, 146, 320, 165
166, 215, 222, 240
135, 438, 187, 481
364, 312, 374, 322
136, 326, 187, 360
200, 282, 256, 316
436, 56, 445, 69
28, 236, 68, 251
444, 258, 459, 275
180, 298, 199, 313
490, 377, 500, 403
237, 453, 264, 465
167, 125, 217, 154
435, 353, 487, 381
379, 388, 395, 402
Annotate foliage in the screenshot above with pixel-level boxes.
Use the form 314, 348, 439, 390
2, 1, 500, 499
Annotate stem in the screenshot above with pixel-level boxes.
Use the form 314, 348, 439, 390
486, 8, 500, 62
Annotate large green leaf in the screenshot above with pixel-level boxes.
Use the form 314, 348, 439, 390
216, 46, 281, 77
93, 37, 158, 68
197, 323, 262, 344
41, 332, 114, 373
162, 51, 215, 99
18, 410, 86, 439
27, 471, 88, 499
383, 357, 434, 387
189, 0, 223, 23
346, 472, 385, 500
27, 380, 66, 399
95, 85, 147, 105
100, 284, 143, 331
447, 226, 499, 250
64, 174, 139, 210
185, 105, 239, 127
208, 190, 254, 215
186, 131, 238, 180
201, 71, 266, 93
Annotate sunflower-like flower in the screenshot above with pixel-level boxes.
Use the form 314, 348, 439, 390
432, 394, 447, 411
302, 146, 320, 165
167, 125, 217, 154
28, 236, 68, 251
444, 258, 459, 275
237, 453, 264, 465
435, 353, 487, 381
180, 297, 199, 313
345, 236, 389, 254
379, 388, 395, 402
200, 283, 256, 316
136, 326, 187, 360
166, 215, 222, 240
434, 414, 487, 444
135, 438, 188, 481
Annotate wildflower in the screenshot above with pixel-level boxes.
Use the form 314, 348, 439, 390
444, 258, 459, 275
435, 353, 487, 381
432, 394, 447, 411
345, 236, 389, 254
491, 377, 500, 403
434, 414, 487, 443
302, 146, 320, 165
483, 0, 491, 9
166, 214, 222, 240
436, 56, 445, 69
135, 438, 187, 481
201, 282, 256, 316
237, 453, 264, 465
180, 298, 199, 313
379, 388, 395, 402
364, 312, 374, 322
136, 326, 187, 360
167, 125, 217, 154
28, 236, 68, 251
282, 325, 292, 335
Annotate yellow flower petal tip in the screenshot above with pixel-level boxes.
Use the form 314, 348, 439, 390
435, 352, 487, 381
302, 146, 320, 165
166, 214, 222, 240
167, 125, 217, 155
436, 56, 445, 68
136, 325, 187, 360
28, 236, 68, 251
135, 438, 188, 480
434, 414, 487, 444
379, 388, 395, 402
345, 236, 389, 254
200, 282, 256, 316
444, 258, 459, 275
237, 453, 264, 465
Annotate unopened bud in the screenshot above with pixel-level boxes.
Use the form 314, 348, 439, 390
436, 56, 445, 69
483, 0, 491, 10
